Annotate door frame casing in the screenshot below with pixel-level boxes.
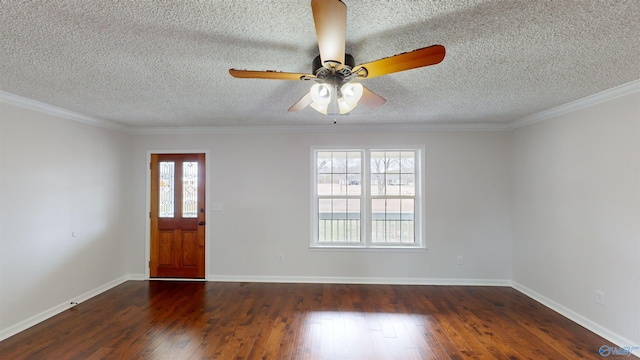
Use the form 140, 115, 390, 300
145, 149, 210, 280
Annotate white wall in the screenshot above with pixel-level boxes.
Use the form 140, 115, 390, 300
511, 91, 640, 344
128, 130, 512, 283
3, 84, 636, 347
0, 102, 132, 335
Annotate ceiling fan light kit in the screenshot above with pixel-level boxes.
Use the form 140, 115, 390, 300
338, 82, 363, 114
309, 83, 332, 114
309, 82, 363, 116
229, 0, 445, 117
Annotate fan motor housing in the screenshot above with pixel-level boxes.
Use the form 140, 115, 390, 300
313, 54, 355, 74
312, 54, 356, 86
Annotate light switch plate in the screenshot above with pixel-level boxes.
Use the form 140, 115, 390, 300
211, 202, 223, 211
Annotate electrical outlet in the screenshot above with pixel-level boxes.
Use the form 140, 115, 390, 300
595, 291, 605, 305
278, 254, 285, 263
457, 256, 463, 265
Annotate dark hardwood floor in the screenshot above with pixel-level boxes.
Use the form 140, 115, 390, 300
0, 281, 623, 359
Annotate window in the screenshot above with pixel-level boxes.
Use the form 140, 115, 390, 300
312, 148, 424, 248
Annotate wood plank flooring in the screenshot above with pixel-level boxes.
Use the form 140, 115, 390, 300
0, 281, 624, 359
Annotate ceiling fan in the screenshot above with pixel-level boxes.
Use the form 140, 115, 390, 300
229, 0, 445, 116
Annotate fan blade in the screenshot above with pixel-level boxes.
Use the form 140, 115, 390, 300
288, 92, 313, 112
354, 45, 445, 79
229, 69, 314, 81
360, 87, 386, 109
311, 0, 346, 68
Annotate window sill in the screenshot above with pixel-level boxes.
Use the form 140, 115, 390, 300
309, 245, 427, 253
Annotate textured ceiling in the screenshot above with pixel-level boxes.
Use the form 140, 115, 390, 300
1, 0, 639, 128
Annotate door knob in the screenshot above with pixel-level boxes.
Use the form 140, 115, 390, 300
198, 221, 205, 226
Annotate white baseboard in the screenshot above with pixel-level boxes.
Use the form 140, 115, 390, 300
2, 274, 637, 358
0, 274, 139, 342
207, 274, 511, 286
128, 273, 147, 281
511, 281, 640, 357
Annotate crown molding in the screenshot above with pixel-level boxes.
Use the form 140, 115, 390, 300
4, 78, 639, 134
129, 122, 510, 135
509, 79, 640, 130
0, 91, 131, 133
0, 91, 509, 134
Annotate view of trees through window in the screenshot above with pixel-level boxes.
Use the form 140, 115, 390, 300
370, 151, 416, 243
317, 151, 362, 242
315, 149, 418, 246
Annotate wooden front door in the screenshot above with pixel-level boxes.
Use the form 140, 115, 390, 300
150, 153, 205, 278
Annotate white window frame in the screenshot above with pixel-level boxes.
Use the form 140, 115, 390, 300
311, 146, 425, 250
